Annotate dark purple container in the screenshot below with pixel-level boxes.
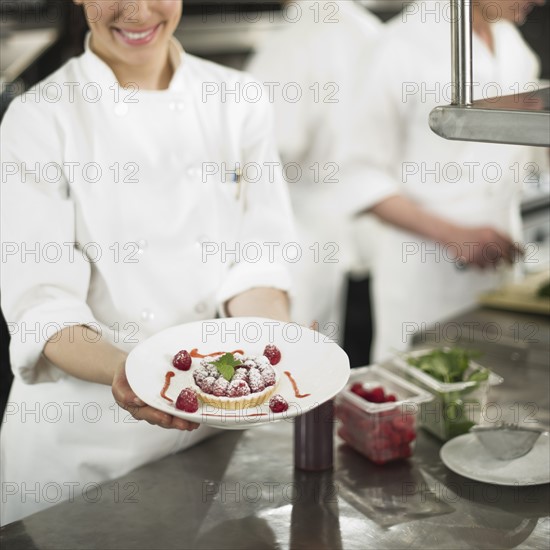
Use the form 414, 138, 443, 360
294, 400, 334, 471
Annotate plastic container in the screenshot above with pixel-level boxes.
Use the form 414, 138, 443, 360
390, 349, 503, 441
335, 365, 433, 465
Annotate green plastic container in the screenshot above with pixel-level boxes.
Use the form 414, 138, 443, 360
391, 349, 503, 441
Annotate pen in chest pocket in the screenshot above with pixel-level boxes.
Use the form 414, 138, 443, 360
232, 168, 242, 200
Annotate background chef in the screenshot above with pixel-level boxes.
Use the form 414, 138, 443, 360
246, 0, 382, 341
0, 0, 294, 525
355, 0, 546, 360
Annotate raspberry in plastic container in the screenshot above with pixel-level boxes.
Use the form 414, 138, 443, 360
335, 365, 432, 465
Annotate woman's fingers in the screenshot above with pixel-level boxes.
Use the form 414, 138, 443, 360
112, 362, 199, 431
131, 405, 200, 431
112, 361, 145, 406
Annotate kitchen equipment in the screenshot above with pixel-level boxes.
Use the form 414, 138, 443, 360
470, 422, 546, 460
429, 0, 550, 147
294, 400, 335, 471
440, 431, 550, 485
478, 269, 550, 315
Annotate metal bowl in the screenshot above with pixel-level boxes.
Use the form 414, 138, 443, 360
470, 423, 547, 461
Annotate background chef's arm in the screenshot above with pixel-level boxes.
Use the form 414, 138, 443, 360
366, 193, 519, 266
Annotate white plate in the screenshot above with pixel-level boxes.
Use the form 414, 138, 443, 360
126, 317, 350, 429
440, 432, 550, 486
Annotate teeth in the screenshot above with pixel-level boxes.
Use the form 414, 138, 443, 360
121, 28, 154, 40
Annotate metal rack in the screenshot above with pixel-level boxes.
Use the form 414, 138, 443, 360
429, 0, 550, 147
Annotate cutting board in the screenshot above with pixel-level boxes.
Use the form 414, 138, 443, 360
478, 270, 550, 315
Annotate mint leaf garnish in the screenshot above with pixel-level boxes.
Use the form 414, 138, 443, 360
213, 352, 242, 381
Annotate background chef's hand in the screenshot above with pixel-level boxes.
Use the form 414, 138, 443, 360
112, 362, 199, 431
444, 225, 522, 269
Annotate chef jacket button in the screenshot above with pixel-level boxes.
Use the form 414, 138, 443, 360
176, 102, 184, 111
194, 302, 207, 314
169, 102, 176, 111
115, 104, 128, 117
137, 239, 148, 254
140, 309, 155, 322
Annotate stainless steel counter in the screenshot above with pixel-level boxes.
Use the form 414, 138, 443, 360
1, 308, 549, 550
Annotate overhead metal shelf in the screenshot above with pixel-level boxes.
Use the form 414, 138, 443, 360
430, 87, 550, 147
429, 0, 550, 147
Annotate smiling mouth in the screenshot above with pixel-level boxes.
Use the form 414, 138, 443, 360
113, 23, 162, 45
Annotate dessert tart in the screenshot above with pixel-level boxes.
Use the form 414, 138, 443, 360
192, 353, 280, 410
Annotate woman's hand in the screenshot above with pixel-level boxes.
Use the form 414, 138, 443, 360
112, 361, 199, 431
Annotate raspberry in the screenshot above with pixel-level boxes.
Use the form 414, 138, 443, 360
263, 345, 281, 365
256, 356, 271, 369
243, 359, 257, 369
261, 365, 276, 387
193, 368, 208, 386
365, 387, 385, 403
200, 376, 217, 394
350, 383, 364, 395
212, 378, 229, 397
204, 364, 220, 379
172, 350, 192, 371
386, 394, 397, 402
269, 394, 288, 413
248, 368, 265, 393
227, 379, 251, 398
175, 387, 199, 413
232, 368, 249, 382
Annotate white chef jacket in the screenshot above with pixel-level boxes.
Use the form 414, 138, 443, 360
246, 0, 382, 338
0, 37, 294, 525
355, 2, 542, 360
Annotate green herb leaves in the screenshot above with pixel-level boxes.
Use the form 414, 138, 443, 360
406, 348, 486, 384
212, 353, 242, 381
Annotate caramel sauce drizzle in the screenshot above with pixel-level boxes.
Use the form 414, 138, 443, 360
284, 371, 311, 398
160, 371, 175, 402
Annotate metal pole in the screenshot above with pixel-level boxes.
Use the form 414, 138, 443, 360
451, 0, 474, 105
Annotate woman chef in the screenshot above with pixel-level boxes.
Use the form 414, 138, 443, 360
0, 0, 294, 524
356, 0, 545, 360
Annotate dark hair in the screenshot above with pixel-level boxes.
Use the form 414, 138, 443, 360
64, 1, 89, 57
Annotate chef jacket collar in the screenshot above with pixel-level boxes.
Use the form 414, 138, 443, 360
82, 32, 187, 92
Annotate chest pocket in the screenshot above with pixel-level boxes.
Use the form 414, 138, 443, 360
200, 169, 247, 245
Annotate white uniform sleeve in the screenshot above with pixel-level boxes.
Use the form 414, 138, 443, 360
246, 34, 314, 166
336, 36, 405, 215
247, 18, 393, 218
215, 89, 295, 307
1, 99, 97, 384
